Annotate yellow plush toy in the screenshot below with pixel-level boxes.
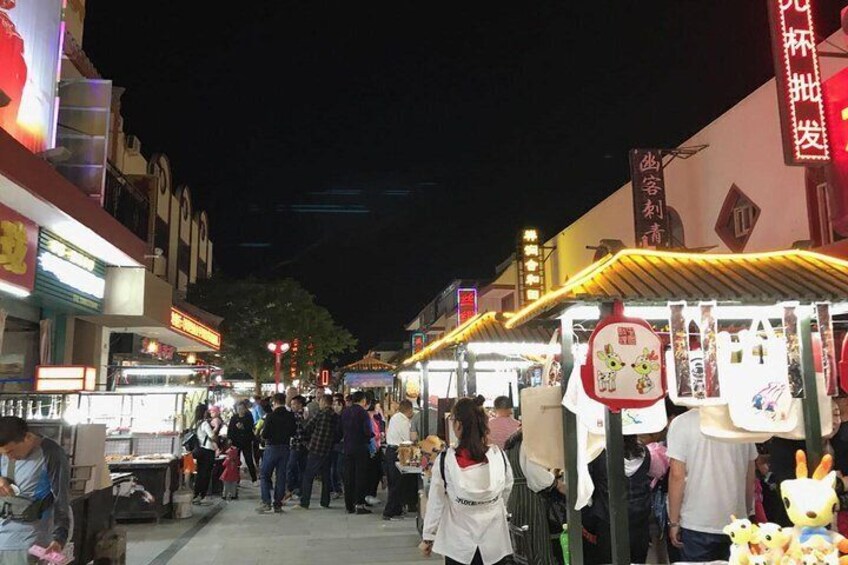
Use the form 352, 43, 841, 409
753, 522, 791, 563
779, 451, 848, 564
724, 515, 760, 565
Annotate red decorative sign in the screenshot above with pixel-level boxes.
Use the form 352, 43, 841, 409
0, 203, 38, 294
319, 369, 330, 387
581, 302, 665, 411
457, 288, 478, 325
767, 0, 830, 165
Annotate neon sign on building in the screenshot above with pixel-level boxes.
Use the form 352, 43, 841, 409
457, 288, 478, 325
518, 228, 545, 306
767, 0, 831, 165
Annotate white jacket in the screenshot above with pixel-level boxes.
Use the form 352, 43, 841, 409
423, 446, 514, 564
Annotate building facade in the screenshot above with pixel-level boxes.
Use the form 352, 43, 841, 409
0, 0, 220, 390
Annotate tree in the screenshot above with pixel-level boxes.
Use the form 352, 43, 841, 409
188, 277, 357, 392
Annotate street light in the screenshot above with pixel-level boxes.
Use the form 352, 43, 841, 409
267, 340, 291, 393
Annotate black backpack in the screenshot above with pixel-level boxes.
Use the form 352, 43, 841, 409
181, 427, 200, 453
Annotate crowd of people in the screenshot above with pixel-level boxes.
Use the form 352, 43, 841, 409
182, 387, 848, 565
186, 387, 419, 522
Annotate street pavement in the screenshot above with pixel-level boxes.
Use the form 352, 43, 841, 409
125, 481, 430, 565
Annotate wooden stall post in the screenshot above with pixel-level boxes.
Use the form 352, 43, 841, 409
456, 345, 466, 398
466, 350, 477, 397
605, 408, 631, 564
560, 314, 583, 563
421, 362, 430, 438
799, 311, 823, 467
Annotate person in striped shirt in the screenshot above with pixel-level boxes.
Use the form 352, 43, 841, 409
487, 396, 520, 449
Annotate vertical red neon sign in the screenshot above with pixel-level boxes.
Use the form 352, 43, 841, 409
457, 288, 478, 325
767, 0, 830, 165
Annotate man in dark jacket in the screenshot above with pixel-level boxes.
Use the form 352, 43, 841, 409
258, 393, 296, 514
296, 395, 340, 509
227, 401, 256, 483
340, 391, 373, 514
0, 417, 71, 563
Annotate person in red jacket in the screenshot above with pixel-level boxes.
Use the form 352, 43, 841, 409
219, 438, 241, 501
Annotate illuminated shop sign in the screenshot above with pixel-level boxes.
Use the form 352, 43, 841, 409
35, 365, 96, 392
457, 288, 478, 325
767, 0, 830, 165
170, 308, 222, 351
517, 228, 545, 306
0, 0, 64, 153
35, 230, 105, 313
0, 203, 38, 296
411, 332, 426, 354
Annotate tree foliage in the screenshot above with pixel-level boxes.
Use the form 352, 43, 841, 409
188, 277, 357, 386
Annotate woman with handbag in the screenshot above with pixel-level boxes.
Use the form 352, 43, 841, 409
193, 404, 217, 504
422, 396, 514, 565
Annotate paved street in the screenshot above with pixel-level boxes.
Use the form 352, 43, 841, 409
125, 482, 430, 565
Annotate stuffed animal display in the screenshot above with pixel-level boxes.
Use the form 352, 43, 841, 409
723, 451, 848, 564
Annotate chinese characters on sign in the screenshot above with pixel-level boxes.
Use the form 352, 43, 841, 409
767, 0, 831, 165
517, 228, 545, 306
0, 204, 37, 294
170, 308, 222, 350
630, 149, 671, 249
457, 288, 478, 325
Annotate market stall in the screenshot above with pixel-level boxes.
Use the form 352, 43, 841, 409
72, 388, 201, 520
341, 354, 397, 400
504, 247, 848, 564
400, 312, 557, 439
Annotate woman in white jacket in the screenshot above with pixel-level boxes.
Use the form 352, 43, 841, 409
422, 397, 514, 565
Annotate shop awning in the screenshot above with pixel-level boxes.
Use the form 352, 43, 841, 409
340, 355, 396, 373
403, 311, 556, 366
0, 129, 145, 267
506, 248, 848, 328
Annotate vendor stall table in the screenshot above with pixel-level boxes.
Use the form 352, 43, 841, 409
108, 458, 181, 521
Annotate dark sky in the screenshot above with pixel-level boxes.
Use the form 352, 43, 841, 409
83, 1, 847, 350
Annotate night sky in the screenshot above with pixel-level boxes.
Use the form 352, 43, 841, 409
83, 1, 847, 350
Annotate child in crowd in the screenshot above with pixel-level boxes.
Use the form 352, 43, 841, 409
219, 438, 241, 501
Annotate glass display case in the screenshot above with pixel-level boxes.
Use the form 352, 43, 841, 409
72, 390, 208, 458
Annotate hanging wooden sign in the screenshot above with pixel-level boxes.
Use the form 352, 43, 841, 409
581, 302, 665, 411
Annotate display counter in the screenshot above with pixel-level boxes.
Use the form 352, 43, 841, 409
107, 457, 181, 521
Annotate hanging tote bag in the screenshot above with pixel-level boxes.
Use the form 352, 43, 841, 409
699, 405, 773, 444
667, 302, 725, 407
723, 319, 796, 434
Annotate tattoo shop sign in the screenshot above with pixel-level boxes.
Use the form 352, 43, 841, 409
581, 302, 665, 411
630, 149, 671, 249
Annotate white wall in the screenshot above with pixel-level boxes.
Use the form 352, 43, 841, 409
544, 32, 848, 288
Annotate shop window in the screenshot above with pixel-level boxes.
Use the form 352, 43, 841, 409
732, 203, 755, 238
715, 184, 761, 253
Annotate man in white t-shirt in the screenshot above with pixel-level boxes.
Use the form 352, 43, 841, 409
666, 408, 757, 562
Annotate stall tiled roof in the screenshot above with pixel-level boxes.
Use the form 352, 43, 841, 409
341, 355, 396, 373
403, 312, 555, 366
506, 248, 848, 328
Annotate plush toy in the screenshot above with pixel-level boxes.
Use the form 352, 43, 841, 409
418, 435, 445, 477
780, 451, 848, 565
724, 515, 760, 565
753, 522, 791, 563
